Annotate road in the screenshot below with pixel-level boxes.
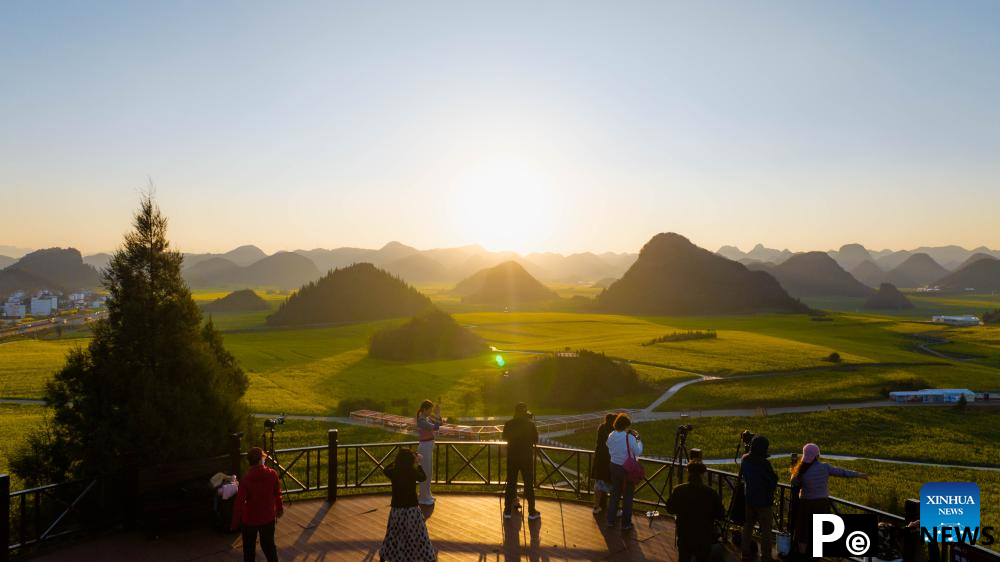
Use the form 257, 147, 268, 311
0, 310, 106, 341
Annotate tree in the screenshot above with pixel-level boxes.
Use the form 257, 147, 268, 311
13, 195, 249, 484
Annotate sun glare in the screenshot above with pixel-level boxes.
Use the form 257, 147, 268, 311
448, 156, 559, 252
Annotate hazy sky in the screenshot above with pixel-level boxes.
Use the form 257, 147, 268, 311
2, 1, 999, 256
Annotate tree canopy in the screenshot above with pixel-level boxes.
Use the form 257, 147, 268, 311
14, 195, 249, 483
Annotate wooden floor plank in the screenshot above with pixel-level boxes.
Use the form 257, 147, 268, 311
27, 494, 744, 561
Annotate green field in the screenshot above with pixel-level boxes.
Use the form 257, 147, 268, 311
561, 407, 1000, 467
0, 339, 83, 399
0, 404, 48, 488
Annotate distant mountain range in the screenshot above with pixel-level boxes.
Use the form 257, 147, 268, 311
721, 242, 1000, 271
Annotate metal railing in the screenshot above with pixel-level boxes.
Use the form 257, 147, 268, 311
6, 431, 999, 561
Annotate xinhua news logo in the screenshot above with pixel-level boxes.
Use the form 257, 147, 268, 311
813, 514, 878, 557
920, 482, 994, 544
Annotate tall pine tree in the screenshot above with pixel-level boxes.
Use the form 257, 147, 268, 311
14, 195, 249, 482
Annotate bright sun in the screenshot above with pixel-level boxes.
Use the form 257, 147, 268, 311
448, 156, 559, 252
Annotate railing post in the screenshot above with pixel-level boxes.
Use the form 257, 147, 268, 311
903, 498, 920, 562
1, 474, 9, 562
230, 432, 244, 477
327, 429, 338, 503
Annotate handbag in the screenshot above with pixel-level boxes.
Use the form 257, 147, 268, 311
623, 433, 645, 483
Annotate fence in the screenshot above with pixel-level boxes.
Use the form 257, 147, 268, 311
6, 431, 999, 561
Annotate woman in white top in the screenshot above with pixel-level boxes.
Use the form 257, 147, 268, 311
605, 413, 643, 530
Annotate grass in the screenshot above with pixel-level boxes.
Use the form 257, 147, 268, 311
0, 339, 84, 399
562, 407, 1000, 467
657, 363, 980, 410
0, 404, 48, 489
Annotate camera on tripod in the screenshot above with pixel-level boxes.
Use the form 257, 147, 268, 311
264, 414, 286, 429
676, 423, 693, 436
733, 428, 755, 462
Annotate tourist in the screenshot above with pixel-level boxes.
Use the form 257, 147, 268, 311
591, 413, 616, 513
380, 448, 437, 562
740, 435, 778, 562
605, 413, 642, 530
665, 460, 725, 562
231, 447, 283, 562
791, 443, 868, 557
416, 399, 442, 505
503, 402, 540, 520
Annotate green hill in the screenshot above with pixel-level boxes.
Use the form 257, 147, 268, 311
935, 259, 1000, 293
597, 233, 806, 315
202, 289, 269, 313
368, 309, 486, 360
267, 263, 432, 326
753, 251, 872, 298
454, 261, 558, 305
864, 283, 914, 310
883, 253, 948, 288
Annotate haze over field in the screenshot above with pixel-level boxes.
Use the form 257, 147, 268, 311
3, 2, 1000, 256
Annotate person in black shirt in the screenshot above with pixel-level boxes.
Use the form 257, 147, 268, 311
665, 460, 725, 562
380, 448, 436, 561
741, 435, 778, 562
591, 413, 616, 513
503, 402, 540, 520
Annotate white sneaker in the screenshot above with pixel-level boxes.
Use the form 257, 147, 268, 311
528, 511, 541, 521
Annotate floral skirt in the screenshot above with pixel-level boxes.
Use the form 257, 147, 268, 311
380, 506, 436, 561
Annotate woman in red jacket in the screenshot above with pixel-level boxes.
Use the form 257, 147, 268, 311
232, 447, 284, 562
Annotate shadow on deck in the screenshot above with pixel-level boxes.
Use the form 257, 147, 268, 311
26, 493, 742, 561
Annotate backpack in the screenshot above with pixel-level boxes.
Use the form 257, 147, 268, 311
623, 433, 645, 484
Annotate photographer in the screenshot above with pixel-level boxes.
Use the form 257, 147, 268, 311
666, 460, 725, 562
502, 402, 540, 520
231, 447, 283, 562
740, 435, 778, 562
605, 413, 642, 530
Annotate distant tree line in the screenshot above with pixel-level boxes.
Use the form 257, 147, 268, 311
481, 349, 647, 410
369, 308, 486, 361
641, 330, 717, 346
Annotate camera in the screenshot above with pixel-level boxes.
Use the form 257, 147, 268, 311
264, 414, 286, 429
676, 424, 693, 436
740, 429, 755, 445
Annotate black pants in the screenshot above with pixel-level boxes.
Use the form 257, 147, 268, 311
242, 521, 278, 562
504, 455, 535, 512
678, 540, 711, 562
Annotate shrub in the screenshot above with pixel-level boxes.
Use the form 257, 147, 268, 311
368, 309, 486, 361
641, 330, 717, 346
481, 349, 648, 409
825, 352, 842, 363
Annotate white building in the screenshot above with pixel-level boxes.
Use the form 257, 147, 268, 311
30, 295, 58, 316
3, 302, 26, 318
889, 388, 976, 404
931, 315, 982, 327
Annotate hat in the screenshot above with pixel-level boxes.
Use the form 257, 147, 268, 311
802, 443, 820, 463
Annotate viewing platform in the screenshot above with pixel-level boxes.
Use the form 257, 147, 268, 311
27, 494, 691, 561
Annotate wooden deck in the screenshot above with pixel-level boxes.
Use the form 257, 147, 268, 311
26, 493, 743, 561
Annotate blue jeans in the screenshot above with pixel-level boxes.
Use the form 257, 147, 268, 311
607, 463, 635, 526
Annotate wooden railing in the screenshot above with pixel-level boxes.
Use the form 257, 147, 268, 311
6, 430, 999, 561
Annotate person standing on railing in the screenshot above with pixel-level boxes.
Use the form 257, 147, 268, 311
790, 443, 868, 558
380, 448, 437, 562
591, 413, 616, 514
740, 435, 778, 562
416, 399, 442, 505
231, 447, 283, 562
503, 402, 540, 520
665, 460, 725, 562
605, 413, 642, 530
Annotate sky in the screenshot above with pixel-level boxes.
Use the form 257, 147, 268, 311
2, 1, 999, 256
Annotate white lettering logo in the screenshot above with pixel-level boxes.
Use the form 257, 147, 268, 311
813, 514, 845, 557
845, 531, 870, 555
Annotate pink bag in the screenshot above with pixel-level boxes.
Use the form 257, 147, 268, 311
623, 434, 645, 484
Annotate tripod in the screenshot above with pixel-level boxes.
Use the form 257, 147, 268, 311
662, 428, 690, 498
261, 427, 292, 500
